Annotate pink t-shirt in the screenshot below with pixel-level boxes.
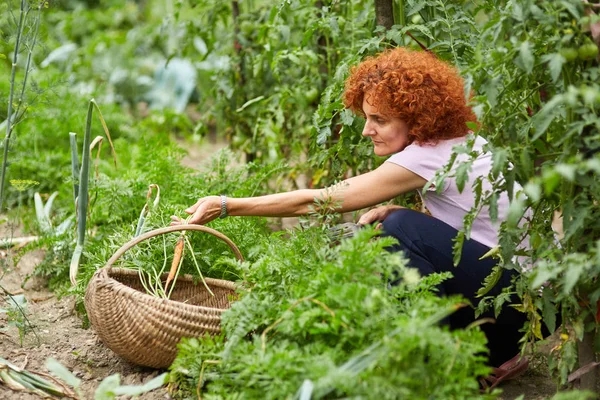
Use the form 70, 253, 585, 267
387, 135, 513, 248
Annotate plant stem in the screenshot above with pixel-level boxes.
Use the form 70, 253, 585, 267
397, 0, 405, 26
14, 2, 43, 123
0, 0, 27, 212
183, 235, 214, 297
69, 133, 79, 205
69, 100, 94, 285
0, 284, 40, 346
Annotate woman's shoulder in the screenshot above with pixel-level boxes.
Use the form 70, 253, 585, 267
410, 133, 488, 155
399, 135, 473, 158
387, 134, 491, 177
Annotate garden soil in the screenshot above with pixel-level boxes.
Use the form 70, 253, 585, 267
0, 139, 583, 399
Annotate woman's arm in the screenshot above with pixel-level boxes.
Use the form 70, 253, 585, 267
173, 162, 426, 225
334, 162, 426, 212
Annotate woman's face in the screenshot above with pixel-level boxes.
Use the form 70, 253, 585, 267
361, 94, 410, 156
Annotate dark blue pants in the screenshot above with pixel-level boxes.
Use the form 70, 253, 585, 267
382, 208, 527, 367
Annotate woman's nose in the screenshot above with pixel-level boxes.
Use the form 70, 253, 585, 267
362, 120, 375, 137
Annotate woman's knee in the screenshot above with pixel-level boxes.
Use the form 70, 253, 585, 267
382, 208, 422, 234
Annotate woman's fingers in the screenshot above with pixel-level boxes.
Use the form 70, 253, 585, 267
358, 207, 386, 225
184, 198, 205, 214
187, 196, 221, 225
357, 210, 375, 225
171, 197, 212, 226
357, 205, 403, 226
170, 215, 185, 226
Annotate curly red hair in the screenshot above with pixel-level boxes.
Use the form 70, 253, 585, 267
343, 47, 477, 144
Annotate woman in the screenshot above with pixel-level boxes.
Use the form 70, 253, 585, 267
172, 47, 528, 384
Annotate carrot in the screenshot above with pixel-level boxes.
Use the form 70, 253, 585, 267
165, 234, 185, 292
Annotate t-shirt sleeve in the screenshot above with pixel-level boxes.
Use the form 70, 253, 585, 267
386, 144, 439, 181
386, 143, 451, 192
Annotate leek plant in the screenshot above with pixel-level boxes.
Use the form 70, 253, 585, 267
0, 357, 77, 399
69, 99, 117, 285
0, 357, 166, 399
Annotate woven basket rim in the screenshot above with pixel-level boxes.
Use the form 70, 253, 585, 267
92, 267, 238, 314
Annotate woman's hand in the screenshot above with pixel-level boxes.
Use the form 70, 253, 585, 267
358, 204, 405, 229
170, 195, 222, 225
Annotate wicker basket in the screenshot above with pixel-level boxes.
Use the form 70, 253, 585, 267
84, 225, 244, 369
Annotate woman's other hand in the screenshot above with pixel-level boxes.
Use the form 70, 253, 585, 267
358, 204, 405, 229
170, 195, 222, 225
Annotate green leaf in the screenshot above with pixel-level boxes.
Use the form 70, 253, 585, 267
316, 126, 331, 145
7, 294, 26, 308
489, 192, 498, 222
494, 292, 513, 319
455, 162, 471, 193
542, 287, 557, 333
340, 109, 354, 126
550, 391, 596, 400
236, 96, 265, 112
554, 164, 576, 181
94, 374, 120, 400
287, 53, 300, 65
404, 24, 434, 40
559, 1, 580, 19
465, 121, 478, 131
481, 76, 500, 108
476, 265, 503, 297
542, 53, 565, 83
45, 358, 81, 388
523, 181, 541, 202
518, 41, 535, 74
511, 2, 524, 21
562, 260, 585, 296
406, 2, 426, 16
542, 169, 561, 195
113, 373, 167, 396
506, 196, 526, 228
531, 94, 564, 140
452, 231, 465, 266
572, 318, 584, 341
586, 158, 600, 173
531, 265, 557, 289
491, 148, 507, 177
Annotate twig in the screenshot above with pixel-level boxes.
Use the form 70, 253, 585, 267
0, 0, 27, 211
0, 236, 39, 248
18, 354, 28, 370
197, 359, 220, 400
13, 2, 43, 122
568, 361, 600, 383
583, 0, 600, 9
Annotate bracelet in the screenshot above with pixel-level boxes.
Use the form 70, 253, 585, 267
219, 195, 228, 219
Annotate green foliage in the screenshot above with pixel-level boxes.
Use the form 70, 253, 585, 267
0, 292, 39, 347
432, 0, 600, 384
169, 227, 491, 399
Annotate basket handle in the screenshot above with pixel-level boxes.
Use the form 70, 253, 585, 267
105, 225, 244, 268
